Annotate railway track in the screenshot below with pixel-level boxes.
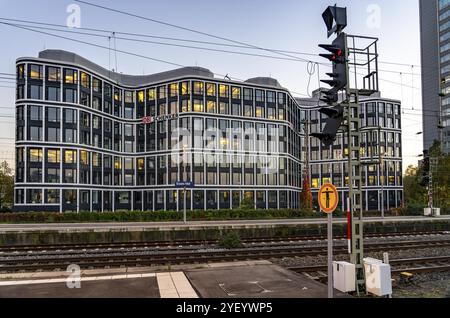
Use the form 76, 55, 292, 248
0, 230, 446, 253
287, 256, 450, 282
1, 238, 449, 273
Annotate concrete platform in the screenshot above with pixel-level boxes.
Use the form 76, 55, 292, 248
185, 263, 351, 298
0, 271, 198, 298
0, 216, 448, 233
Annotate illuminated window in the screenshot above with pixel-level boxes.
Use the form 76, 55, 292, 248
311, 178, 319, 188
114, 157, 122, 170
64, 150, 76, 164
322, 177, 331, 184
114, 88, 121, 102
193, 99, 204, 112
30, 64, 43, 79
80, 151, 89, 165
64, 69, 77, 84
181, 82, 190, 95
207, 101, 216, 113
137, 90, 145, 103
47, 149, 60, 163
193, 81, 204, 95
29, 148, 42, 162
158, 103, 166, 116
169, 83, 178, 97
17, 64, 25, 79
206, 83, 216, 96
137, 158, 144, 171
147, 88, 156, 100
47, 67, 60, 82
81, 72, 90, 89
255, 106, 264, 118
219, 84, 229, 98
232, 87, 241, 99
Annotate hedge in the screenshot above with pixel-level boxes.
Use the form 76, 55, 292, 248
0, 209, 318, 224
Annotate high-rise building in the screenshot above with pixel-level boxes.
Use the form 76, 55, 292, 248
14, 50, 402, 212
419, 0, 450, 153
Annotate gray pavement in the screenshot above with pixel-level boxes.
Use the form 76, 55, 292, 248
0, 277, 160, 298
185, 264, 351, 298
0, 216, 448, 232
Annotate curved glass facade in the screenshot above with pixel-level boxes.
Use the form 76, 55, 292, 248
14, 51, 402, 212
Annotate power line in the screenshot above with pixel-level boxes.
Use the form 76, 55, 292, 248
74, 0, 312, 64
0, 17, 428, 74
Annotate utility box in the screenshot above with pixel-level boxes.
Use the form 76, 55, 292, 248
424, 208, 432, 216
363, 258, 392, 297
432, 208, 441, 217
333, 261, 356, 292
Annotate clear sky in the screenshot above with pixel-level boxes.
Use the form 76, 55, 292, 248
0, 0, 423, 172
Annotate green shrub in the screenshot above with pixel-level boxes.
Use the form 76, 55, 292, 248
218, 231, 242, 249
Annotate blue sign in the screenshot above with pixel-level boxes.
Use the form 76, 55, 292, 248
175, 181, 195, 188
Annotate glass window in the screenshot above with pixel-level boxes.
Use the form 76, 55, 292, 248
47, 149, 60, 163
232, 103, 241, 116
181, 100, 191, 112
219, 102, 229, 115
169, 83, 178, 97
64, 109, 77, 124
219, 84, 229, 98
30, 85, 42, 99
81, 72, 90, 89
46, 189, 60, 203
206, 83, 216, 96
158, 86, 166, 99
80, 150, 89, 165
207, 101, 216, 113
232, 87, 241, 99
64, 128, 77, 143
193, 81, 204, 95
255, 90, 264, 102
30, 105, 42, 121
93, 78, 102, 93
244, 88, 253, 100
137, 90, 145, 103
30, 126, 42, 141
30, 64, 43, 79
29, 168, 42, 182
47, 127, 60, 142
46, 87, 60, 101
193, 99, 204, 112
47, 107, 59, 122
181, 82, 190, 95
29, 148, 42, 162
64, 150, 76, 164
47, 67, 60, 82
64, 88, 77, 103
64, 69, 78, 84
125, 91, 134, 103
147, 88, 156, 100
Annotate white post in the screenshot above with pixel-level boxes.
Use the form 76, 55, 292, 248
183, 187, 187, 224
328, 212, 333, 299
383, 252, 392, 298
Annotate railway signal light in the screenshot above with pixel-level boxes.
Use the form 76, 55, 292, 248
319, 33, 348, 106
322, 5, 347, 38
311, 105, 345, 147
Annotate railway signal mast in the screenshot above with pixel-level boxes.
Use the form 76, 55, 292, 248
313, 5, 380, 295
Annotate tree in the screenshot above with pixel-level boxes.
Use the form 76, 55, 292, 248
0, 161, 14, 211
403, 141, 450, 214
300, 176, 313, 212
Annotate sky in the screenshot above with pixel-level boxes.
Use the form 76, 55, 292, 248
0, 0, 423, 172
